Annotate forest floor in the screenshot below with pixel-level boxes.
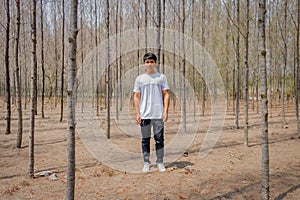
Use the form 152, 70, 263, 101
0, 98, 300, 200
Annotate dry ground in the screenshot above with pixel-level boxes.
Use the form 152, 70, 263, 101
0, 98, 300, 200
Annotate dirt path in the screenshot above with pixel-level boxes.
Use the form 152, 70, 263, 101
1, 99, 300, 199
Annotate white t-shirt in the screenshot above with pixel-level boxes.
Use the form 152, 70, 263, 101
133, 72, 169, 119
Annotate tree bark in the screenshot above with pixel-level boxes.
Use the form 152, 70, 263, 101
235, 0, 240, 129
60, 0, 65, 122
54, 1, 58, 107
281, 0, 288, 128
106, 0, 111, 139
156, 0, 161, 71
5, 0, 11, 135
181, 0, 186, 133
15, 0, 23, 148
244, 0, 250, 146
66, 0, 78, 199
40, 0, 45, 119
80, 0, 84, 113
29, 0, 37, 178
201, 0, 206, 116
297, 0, 300, 138
258, 0, 269, 199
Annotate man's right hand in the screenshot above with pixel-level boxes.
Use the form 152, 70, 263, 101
136, 114, 142, 124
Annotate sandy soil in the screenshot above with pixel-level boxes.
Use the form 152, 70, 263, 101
1, 98, 300, 200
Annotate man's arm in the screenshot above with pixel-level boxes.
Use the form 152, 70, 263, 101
133, 92, 141, 124
162, 90, 170, 122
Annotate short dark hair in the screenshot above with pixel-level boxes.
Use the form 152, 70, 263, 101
143, 53, 157, 63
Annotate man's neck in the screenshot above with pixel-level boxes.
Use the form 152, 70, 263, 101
145, 70, 156, 75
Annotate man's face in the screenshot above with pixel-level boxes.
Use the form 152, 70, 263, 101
144, 59, 156, 73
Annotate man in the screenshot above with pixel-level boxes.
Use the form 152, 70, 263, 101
133, 53, 170, 172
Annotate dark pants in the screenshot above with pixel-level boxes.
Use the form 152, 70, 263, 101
141, 119, 164, 164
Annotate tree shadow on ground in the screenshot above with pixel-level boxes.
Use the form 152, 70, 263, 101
274, 184, 300, 200
165, 161, 194, 169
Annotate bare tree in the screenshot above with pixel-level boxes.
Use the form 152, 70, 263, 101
281, 0, 288, 128
201, 0, 206, 116
40, 0, 45, 118
145, 0, 148, 51
15, 0, 23, 148
106, 0, 111, 139
181, 0, 186, 132
244, 0, 250, 146
54, 1, 59, 107
235, 0, 240, 129
29, 0, 38, 178
60, 0, 65, 122
66, 0, 78, 199
297, 0, 300, 138
156, 0, 161, 71
258, 0, 269, 199
5, 0, 11, 135
80, 0, 84, 113
95, 0, 99, 116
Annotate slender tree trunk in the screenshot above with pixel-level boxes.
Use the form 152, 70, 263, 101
226, 1, 230, 110
29, 0, 37, 178
192, 0, 196, 121
172, 0, 176, 112
119, 1, 123, 112
281, 0, 287, 128
181, 0, 186, 133
145, 0, 148, 52
156, 0, 161, 71
40, 0, 45, 118
60, 0, 65, 122
162, 0, 165, 73
235, 0, 240, 129
244, 0, 250, 146
258, 0, 269, 199
5, 0, 11, 135
115, 0, 119, 120
80, 0, 84, 113
66, 0, 78, 199
90, 2, 95, 109
201, 0, 206, 116
95, 0, 99, 116
297, 0, 300, 138
106, 0, 111, 139
15, 0, 23, 148
54, 1, 58, 107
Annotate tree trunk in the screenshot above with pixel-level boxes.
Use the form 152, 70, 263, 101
40, 0, 45, 119
281, 0, 287, 128
54, 1, 58, 107
106, 0, 111, 139
115, 0, 120, 120
297, 0, 300, 138
201, 0, 206, 116
5, 0, 11, 135
80, 0, 84, 113
145, 0, 148, 52
258, 0, 269, 199
235, 0, 240, 129
95, 0, 99, 116
192, 0, 195, 121
66, 0, 78, 199
162, 0, 165, 73
226, 1, 230, 110
15, 0, 23, 148
60, 0, 65, 122
181, 0, 186, 133
156, 0, 161, 71
29, 0, 37, 178
244, 0, 250, 146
